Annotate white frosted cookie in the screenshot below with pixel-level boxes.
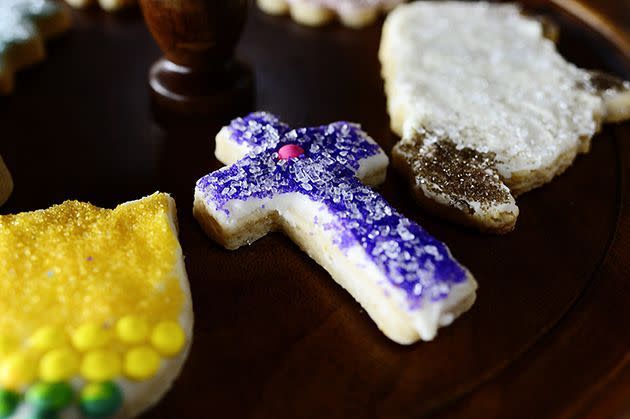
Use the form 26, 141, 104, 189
380, 1, 630, 233
258, 0, 404, 28
194, 112, 477, 345
0, 193, 193, 419
0, 156, 12, 206
0, 0, 71, 95
63, 0, 134, 12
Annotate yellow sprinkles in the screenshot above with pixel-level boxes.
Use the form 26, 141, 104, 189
72, 323, 112, 352
116, 315, 150, 345
151, 321, 186, 357
124, 347, 162, 380
0, 193, 188, 387
0, 335, 17, 360
81, 350, 122, 382
39, 348, 79, 382
29, 326, 67, 352
0, 353, 36, 390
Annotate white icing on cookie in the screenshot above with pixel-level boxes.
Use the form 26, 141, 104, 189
381, 1, 604, 178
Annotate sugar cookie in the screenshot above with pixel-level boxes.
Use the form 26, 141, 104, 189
0, 0, 71, 95
0, 193, 193, 418
257, 0, 404, 28
380, 1, 630, 233
64, 0, 134, 12
0, 156, 12, 206
194, 112, 477, 344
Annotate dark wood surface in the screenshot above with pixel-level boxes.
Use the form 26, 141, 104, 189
0, 1, 628, 417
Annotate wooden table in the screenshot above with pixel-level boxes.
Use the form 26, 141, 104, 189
0, 0, 628, 417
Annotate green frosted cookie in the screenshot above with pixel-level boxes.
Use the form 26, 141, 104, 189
0, 0, 71, 95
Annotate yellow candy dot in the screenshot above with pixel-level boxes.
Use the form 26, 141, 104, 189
150, 321, 186, 357
0, 353, 36, 390
116, 316, 149, 345
124, 347, 161, 381
39, 348, 79, 382
72, 323, 111, 352
0, 335, 18, 360
29, 326, 67, 351
80, 350, 121, 382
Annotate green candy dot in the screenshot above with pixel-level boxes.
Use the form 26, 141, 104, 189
79, 382, 122, 419
25, 382, 73, 414
0, 389, 21, 419
29, 410, 60, 419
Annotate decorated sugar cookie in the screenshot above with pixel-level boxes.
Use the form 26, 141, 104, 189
380, 1, 630, 233
63, 0, 133, 12
0, 156, 12, 206
194, 112, 477, 344
0, 0, 71, 95
258, 0, 405, 28
0, 193, 193, 418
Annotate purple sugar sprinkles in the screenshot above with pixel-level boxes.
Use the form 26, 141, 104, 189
196, 112, 469, 310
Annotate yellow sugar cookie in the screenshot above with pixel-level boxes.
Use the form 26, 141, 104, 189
0, 193, 193, 419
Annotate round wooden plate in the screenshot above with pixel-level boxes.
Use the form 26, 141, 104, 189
0, 1, 628, 417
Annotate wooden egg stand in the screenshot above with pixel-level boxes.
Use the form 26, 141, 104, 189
139, 0, 253, 116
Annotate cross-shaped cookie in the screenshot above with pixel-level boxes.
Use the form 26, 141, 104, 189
194, 112, 477, 344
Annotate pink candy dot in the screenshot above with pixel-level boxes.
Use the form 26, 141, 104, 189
278, 144, 305, 160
